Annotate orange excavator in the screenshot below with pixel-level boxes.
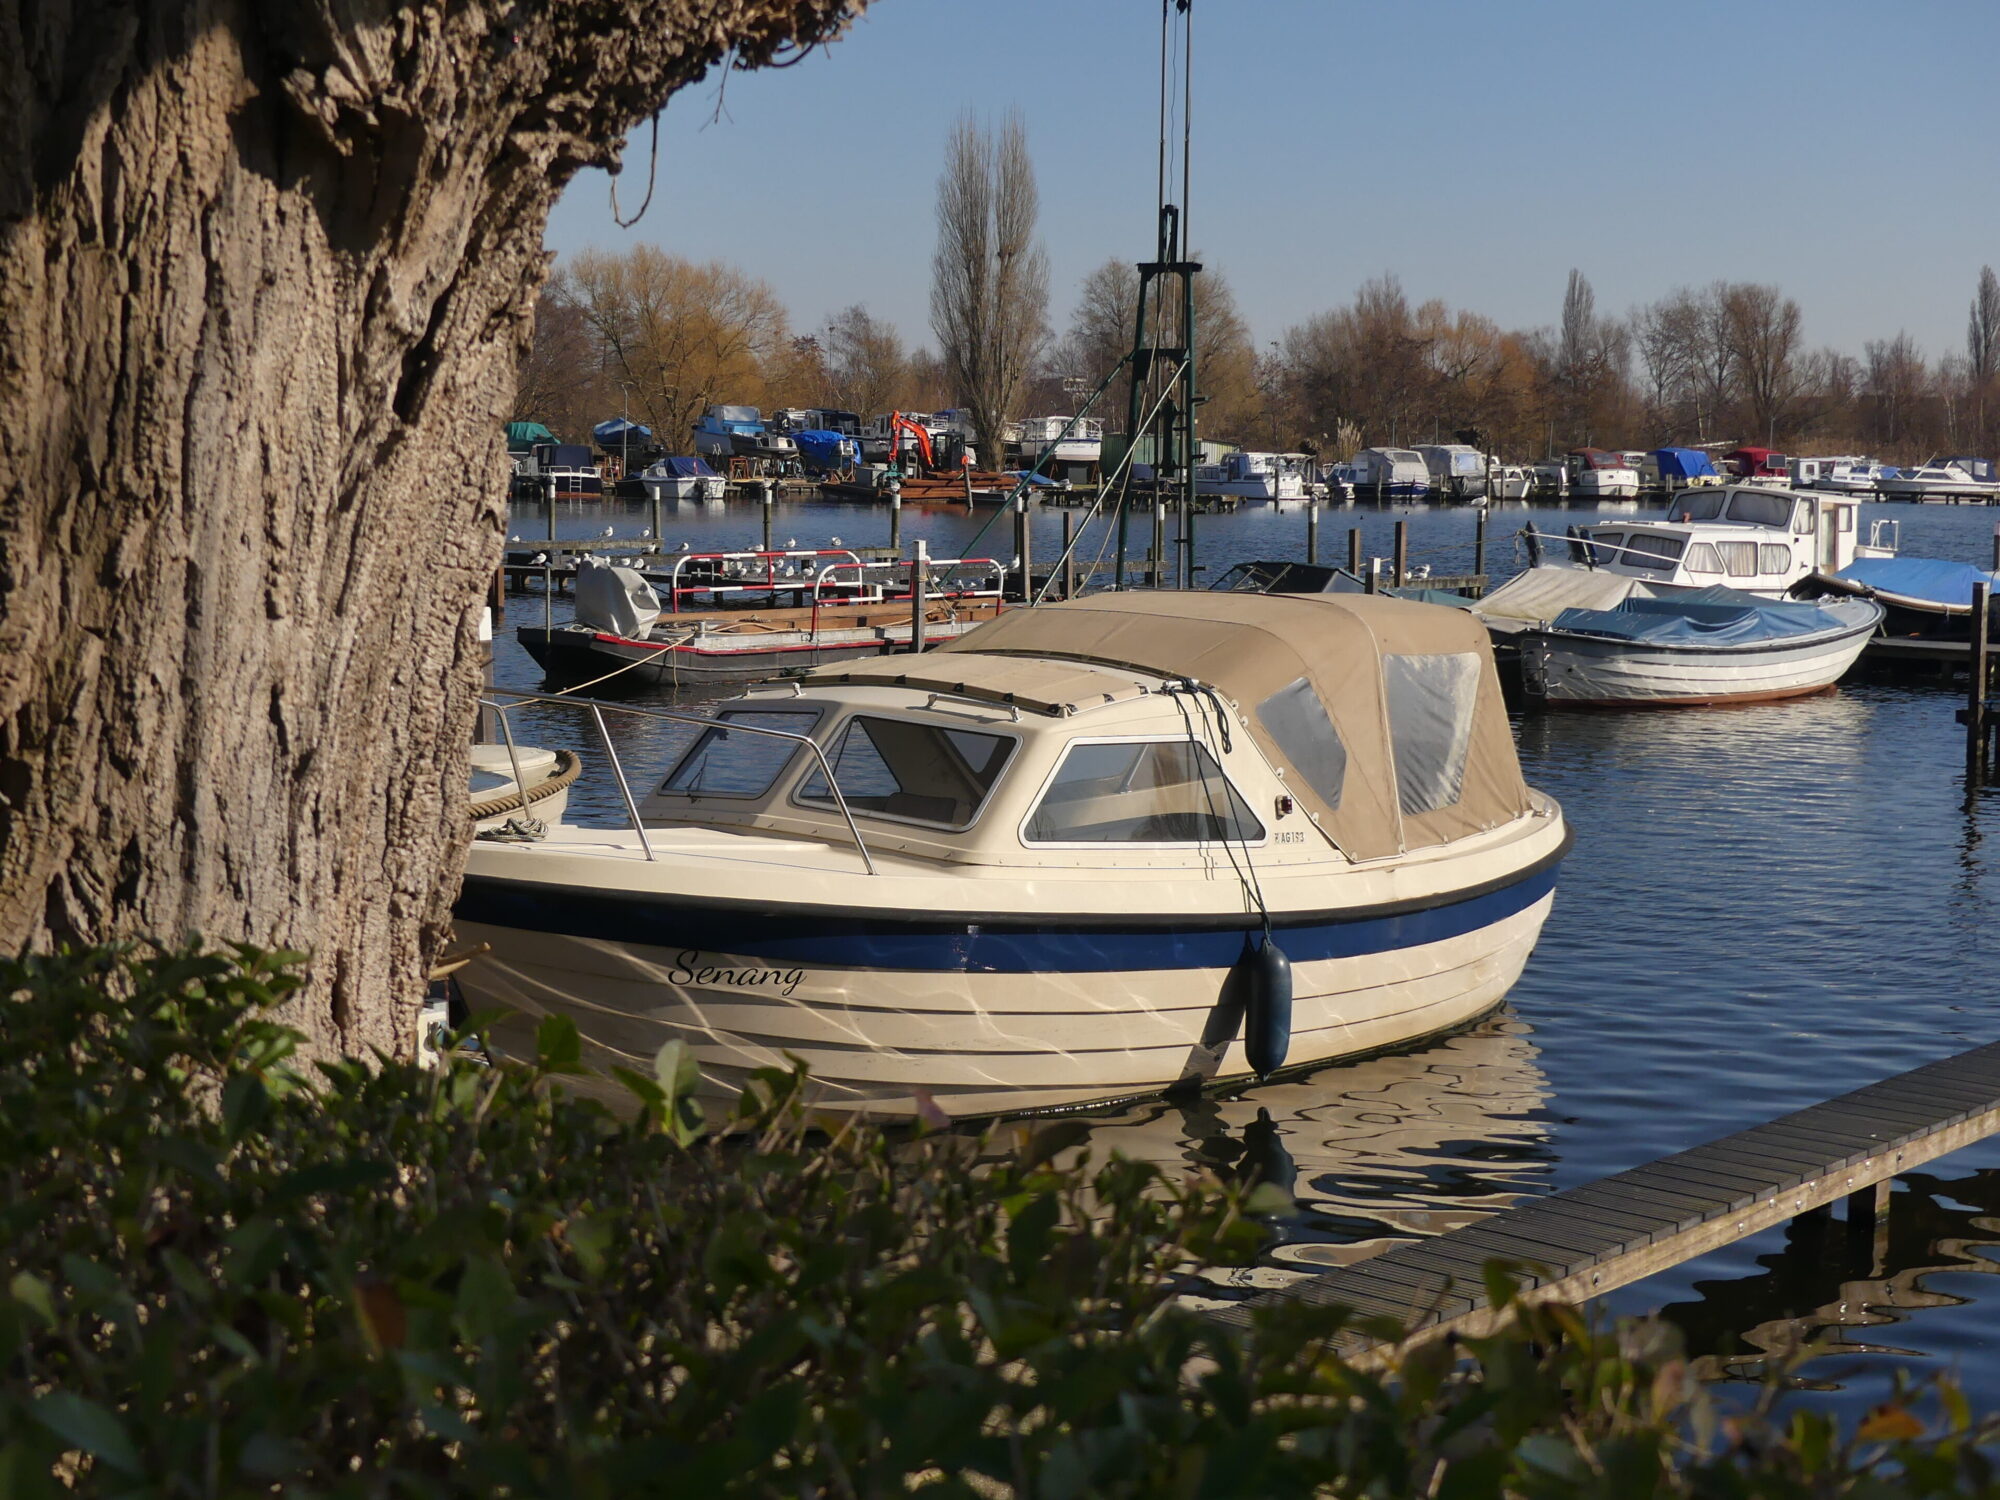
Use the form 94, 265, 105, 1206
887, 411, 954, 472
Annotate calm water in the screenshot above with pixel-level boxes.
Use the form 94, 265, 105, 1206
492, 493, 2000, 1412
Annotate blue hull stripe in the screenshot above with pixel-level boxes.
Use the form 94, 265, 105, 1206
455, 864, 1560, 975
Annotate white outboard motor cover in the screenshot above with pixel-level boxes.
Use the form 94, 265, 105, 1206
573, 557, 662, 640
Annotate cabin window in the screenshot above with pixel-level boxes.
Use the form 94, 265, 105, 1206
1621, 533, 1685, 569
1384, 654, 1480, 815
1726, 491, 1791, 528
796, 716, 1015, 830
1023, 740, 1264, 845
1586, 531, 1625, 566
1256, 677, 1347, 810
1686, 543, 1722, 576
1715, 540, 1758, 577
1839, 508, 1855, 533
658, 710, 821, 799
1759, 543, 1793, 574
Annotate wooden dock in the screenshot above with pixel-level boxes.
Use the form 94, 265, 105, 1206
1210, 1040, 2000, 1364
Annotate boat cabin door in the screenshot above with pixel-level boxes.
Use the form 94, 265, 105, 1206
1813, 499, 1853, 573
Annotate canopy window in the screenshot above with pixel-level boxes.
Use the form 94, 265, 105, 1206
1024, 740, 1263, 846
660, 710, 819, 799
797, 717, 1014, 830
1256, 677, 1347, 811
1384, 655, 1480, 815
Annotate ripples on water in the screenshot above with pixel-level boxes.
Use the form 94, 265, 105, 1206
493, 496, 2000, 1409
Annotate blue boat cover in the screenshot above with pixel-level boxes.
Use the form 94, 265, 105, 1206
1654, 447, 1718, 479
1550, 587, 1857, 645
654, 455, 719, 479
789, 429, 858, 471
1835, 556, 2000, 606
593, 418, 653, 447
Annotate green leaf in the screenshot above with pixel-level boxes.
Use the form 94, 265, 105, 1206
7, 1272, 54, 1327
568, 1214, 615, 1279
536, 1013, 582, 1070
31, 1392, 141, 1475
1007, 1193, 1061, 1278
221, 1071, 269, 1139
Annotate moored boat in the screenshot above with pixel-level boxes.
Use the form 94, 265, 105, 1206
1810, 556, 2000, 637
627, 455, 727, 501
1876, 459, 2000, 502
1516, 590, 1884, 707
456, 591, 1570, 1117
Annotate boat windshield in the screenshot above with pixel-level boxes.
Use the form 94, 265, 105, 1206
1725, 490, 1793, 528
796, 716, 1015, 829
1024, 740, 1264, 845
1669, 490, 1727, 521
658, 710, 821, 798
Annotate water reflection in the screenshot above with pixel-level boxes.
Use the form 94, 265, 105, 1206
1058, 1012, 1555, 1300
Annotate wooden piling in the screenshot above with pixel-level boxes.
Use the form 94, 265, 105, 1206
1347, 527, 1362, 575
1969, 580, 1991, 771
909, 540, 928, 654
1062, 511, 1077, 599
761, 483, 774, 553
1306, 500, 1320, 565
889, 483, 902, 553
1016, 491, 1034, 604
1393, 520, 1409, 587
1475, 506, 1488, 578
545, 476, 557, 543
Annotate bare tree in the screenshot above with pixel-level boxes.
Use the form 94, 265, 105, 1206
513, 276, 607, 442
823, 305, 909, 416
0, 0, 869, 1059
1864, 333, 1930, 452
1721, 283, 1804, 446
1970, 267, 2000, 444
1632, 288, 1707, 441
1544, 269, 1630, 445
929, 112, 1049, 466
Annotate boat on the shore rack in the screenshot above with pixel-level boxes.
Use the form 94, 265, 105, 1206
690, 405, 799, 468
517, 551, 1008, 687
456, 590, 1569, 1118
1515, 589, 1884, 707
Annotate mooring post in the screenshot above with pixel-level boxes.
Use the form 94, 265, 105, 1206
545, 475, 557, 543
1475, 505, 1488, 579
1348, 527, 1363, 575
889, 480, 903, 553
650, 489, 663, 551
761, 482, 774, 554
1970, 580, 1991, 770
1991, 519, 1999, 573
1844, 1179, 1894, 1275
1062, 510, 1077, 599
1184, 497, 1198, 587
910, 539, 928, 654
1306, 500, 1320, 565
1015, 490, 1034, 603
1150, 498, 1165, 588
1394, 520, 1409, 587
1366, 557, 1381, 595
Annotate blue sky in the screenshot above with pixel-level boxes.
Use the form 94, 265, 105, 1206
545, 0, 2000, 363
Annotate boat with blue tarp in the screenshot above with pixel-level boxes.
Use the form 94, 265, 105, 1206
1812, 556, 2000, 637
1517, 587, 1884, 706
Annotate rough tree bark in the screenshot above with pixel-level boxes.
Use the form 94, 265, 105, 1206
0, 0, 865, 1057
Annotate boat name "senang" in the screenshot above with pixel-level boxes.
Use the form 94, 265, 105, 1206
669, 951, 807, 998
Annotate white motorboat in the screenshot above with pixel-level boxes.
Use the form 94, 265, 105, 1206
631, 455, 727, 501
1516, 591, 1884, 707
1528, 458, 1569, 498
1011, 415, 1104, 468
1566, 448, 1639, 498
1492, 465, 1534, 500
455, 591, 1569, 1118
1349, 448, 1431, 499
1877, 459, 2000, 502
1814, 458, 1896, 495
1195, 451, 1317, 503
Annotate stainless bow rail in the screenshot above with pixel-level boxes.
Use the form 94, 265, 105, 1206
479, 686, 879, 875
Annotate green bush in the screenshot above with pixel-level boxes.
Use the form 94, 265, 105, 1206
0, 943, 1995, 1497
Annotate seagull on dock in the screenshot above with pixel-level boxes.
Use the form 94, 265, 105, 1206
640, 527, 653, 539
600, 526, 617, 538
678, 540, 691, 552
830, 535, 843, 546
786, 537, 797, 548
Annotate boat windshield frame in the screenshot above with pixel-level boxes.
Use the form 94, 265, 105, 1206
1017, 733, 1270, 850
656, 706, 827, 802
790, 710, 1022, 834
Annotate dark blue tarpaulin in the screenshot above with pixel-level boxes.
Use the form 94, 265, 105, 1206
593, 418, 653, 449
1836, 556, 2000, 606
650, 456, 719, 479
1551, 588, 1858, 646
1654, 447, 1718, 480
789, 429, 859, 472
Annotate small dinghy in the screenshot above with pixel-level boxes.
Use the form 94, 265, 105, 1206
453, 591, 1570, 1118
1517, 588, 1883, 707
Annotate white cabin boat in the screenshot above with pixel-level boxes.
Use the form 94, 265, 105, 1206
456, 592, 1569, 1118
1415, 445, 1489, 501
1566, 448, 1639, 498
1196, 451, 1317, 503
1011, 415, 1104, 468
691, 405, 797, 466
632, 455, 727, 501
1878, 459, 2000, 501
1814, 459, 1895, 494
1493, 465, 1534, 500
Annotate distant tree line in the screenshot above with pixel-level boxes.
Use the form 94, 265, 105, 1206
516, 123, 2000, 465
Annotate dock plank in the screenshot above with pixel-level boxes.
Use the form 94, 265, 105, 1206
1216, 1040, 2000, 1365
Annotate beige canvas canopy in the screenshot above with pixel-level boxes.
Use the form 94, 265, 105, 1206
935, 591, 1532, 861
801, 653, 1152, 718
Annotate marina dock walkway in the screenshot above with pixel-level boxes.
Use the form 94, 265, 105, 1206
1211, 1040, 2000, 1362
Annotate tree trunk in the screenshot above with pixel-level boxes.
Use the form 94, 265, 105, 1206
0, 0, 862, 1056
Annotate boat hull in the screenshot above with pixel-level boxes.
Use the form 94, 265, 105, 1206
1518, 619, 1877, 706
517, 619, 993, 686
453, 858, 1562, 1118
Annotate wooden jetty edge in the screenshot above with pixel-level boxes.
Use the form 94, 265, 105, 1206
1208, 1040, 2000, 1362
